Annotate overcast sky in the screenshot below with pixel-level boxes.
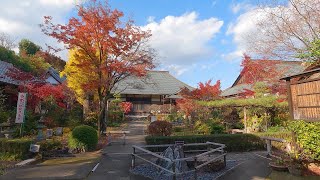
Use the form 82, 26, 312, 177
0, 0, 290, 89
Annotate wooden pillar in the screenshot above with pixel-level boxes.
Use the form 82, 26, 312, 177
244, 107, 247, 133
266, 139, 272, 157
286, 79, 294, 120
194, 157, 197, 180
172, 160, 176, 180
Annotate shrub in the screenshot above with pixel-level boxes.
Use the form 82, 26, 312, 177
210, 123, 225, 134
23, 111, 40, 135
0, 138, 33, 160
37, 140, 63, 152
145, 134, 264, 152
173, 127, 183, 132
288, 120, 320, 161
194, 121, 210, 135
148, 121, 172, 136
68, 125, 98, 151
0, 111, 10, 123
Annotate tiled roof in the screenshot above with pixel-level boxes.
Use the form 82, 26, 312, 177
232, 60, 304, 86
221, 84, 252, 97
112, 71, 194, 95
0, 60, 64, 86
0, 60, 19, 85
47, 67, 66, 83
223, 60, 305, 97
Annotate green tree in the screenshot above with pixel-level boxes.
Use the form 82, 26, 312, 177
253, 82, 271, 98
297, 39, 320, 65
18, 39, 41, 55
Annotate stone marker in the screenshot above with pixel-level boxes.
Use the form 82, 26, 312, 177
30, 144, 40, 153
46, 129, 53, 138
55, 127, 63, 136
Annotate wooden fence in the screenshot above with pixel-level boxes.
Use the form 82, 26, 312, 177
289, 78, 320, 121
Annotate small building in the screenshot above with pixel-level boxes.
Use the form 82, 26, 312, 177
0, 60, 65, 107
281, 67, 320, 121
112, 71, 194, 115
221, 60, 305, 98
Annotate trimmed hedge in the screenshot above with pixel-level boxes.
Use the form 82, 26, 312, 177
0, 138, 33, 160
146, 134, 264, 152
145, 132, 292, 152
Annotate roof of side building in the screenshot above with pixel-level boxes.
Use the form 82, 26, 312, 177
222, 60, 305, 97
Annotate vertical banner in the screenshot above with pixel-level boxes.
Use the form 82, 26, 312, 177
15, 92, 27, 124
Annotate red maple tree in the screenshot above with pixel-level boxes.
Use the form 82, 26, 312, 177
240, 54, 288, 96
5, 65, 66, 111
176, 79, 221, 116
120, 102, 132, 114
192, 80, 221, 101
41, 0, 155, 133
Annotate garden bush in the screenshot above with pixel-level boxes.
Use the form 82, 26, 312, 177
209, 123, 225, 134
288, 120, 320, 161
148, 121, 172, 136
37, 140, 63, 152
194, 121, 210, 135
0, 138, 33, 160
68, 125, 98, 151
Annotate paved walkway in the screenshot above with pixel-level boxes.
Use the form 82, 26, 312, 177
217, 152, 271, 180
87, 119, 149, 180
0, 152, 100, 180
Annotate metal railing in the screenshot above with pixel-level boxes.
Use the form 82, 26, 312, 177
131, 142, 226, 180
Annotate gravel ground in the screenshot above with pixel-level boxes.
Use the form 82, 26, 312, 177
130, 160, 240, 180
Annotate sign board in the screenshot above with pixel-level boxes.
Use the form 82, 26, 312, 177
15, 93, 27, 124
29, 144, 40, 153
150, 116, 157, 122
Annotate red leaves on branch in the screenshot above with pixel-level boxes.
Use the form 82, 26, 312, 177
192, 80, 221, 101
240, 54, 278, 84
240, 54, 289, 96
176, 98, 199, 116
177, 79, 221, 115
21, 83, 66, 109
240, 88, 255, 98
119, 102, 132, 114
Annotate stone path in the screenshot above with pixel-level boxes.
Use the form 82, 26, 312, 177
87, 119, 150, 180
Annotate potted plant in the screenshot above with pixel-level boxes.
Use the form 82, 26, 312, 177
288, 150, 305, 176
269, 157, 288, 171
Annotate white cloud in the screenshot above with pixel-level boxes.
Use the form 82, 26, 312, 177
225, 8, 269, 60
167, 65, 189, 76
230, 2, 253, 14
0, 0, 75, 60
141, 12, 223, 75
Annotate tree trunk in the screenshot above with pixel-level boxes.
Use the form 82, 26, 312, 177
97, 97, 105, 137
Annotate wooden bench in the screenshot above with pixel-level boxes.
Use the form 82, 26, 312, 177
261, 136, 291, 157
106, 131, 130, 145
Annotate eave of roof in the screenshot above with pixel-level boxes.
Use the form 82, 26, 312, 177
280, 68, 320, 80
